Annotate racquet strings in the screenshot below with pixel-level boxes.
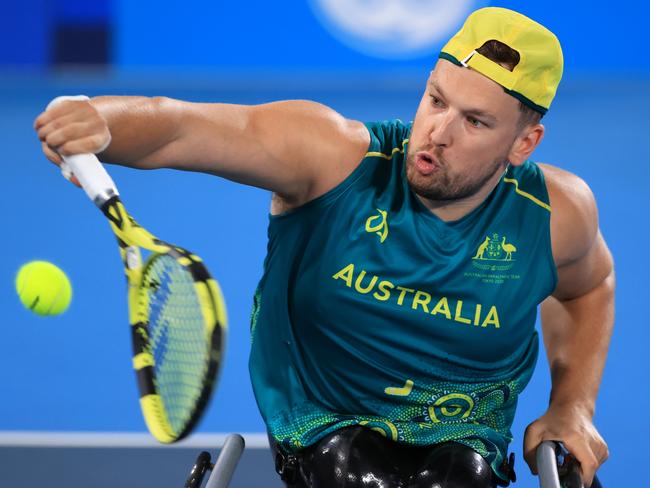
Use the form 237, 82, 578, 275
142, 253, 209, 434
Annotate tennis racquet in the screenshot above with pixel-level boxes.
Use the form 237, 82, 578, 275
47, 96, 227, 443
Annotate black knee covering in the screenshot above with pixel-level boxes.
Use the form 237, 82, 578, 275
273, 427, 497, 488
299, 426, 402, 487
407, 442, 495, 488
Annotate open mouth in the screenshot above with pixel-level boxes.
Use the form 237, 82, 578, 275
414, 151, 439, 176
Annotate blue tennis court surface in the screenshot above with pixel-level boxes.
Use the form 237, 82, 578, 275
0, 440, 281, 487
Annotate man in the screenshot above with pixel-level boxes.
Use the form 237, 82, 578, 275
34, 7, 613, 487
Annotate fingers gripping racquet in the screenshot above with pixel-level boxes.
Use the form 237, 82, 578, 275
47, 96, 227, 443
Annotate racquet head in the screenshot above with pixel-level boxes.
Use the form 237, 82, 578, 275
104, 196, 227, 443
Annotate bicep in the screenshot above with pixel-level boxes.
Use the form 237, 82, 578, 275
543, 164, 614, 300
553, 230, 613, 301
150, 99, 369, 198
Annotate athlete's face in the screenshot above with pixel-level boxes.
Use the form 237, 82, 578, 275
407, 60, 541, 202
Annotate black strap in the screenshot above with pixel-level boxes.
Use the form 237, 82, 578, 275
496, 452, 517, 486
274, 448, 300, 484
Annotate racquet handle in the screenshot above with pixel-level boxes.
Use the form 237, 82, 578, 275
46, 95, 119, 206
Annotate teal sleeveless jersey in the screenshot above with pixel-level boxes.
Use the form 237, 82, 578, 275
249, 119, 557, 483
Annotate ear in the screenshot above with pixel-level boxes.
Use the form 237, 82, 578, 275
508, 124, 545, 166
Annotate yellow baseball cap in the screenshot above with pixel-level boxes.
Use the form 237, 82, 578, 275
439, 7, 563, 114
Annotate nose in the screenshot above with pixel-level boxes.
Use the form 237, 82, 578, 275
429, 111, 454, 147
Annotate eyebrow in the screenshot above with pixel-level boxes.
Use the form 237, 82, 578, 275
428, 79, 499, 123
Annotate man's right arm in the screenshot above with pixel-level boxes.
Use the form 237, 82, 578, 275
34, 96, 370, 204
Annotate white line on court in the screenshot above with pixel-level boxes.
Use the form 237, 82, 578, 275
0, 432, 270, 449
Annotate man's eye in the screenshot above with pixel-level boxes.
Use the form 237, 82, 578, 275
430, 95, 443, 107
468, 117, 484, 128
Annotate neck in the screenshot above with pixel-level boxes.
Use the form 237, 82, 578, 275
416, 165, 508, 222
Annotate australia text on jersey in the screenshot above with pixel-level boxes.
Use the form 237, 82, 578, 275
332, 263, 501, 329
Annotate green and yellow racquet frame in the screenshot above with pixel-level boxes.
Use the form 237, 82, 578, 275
48, 96, 227, 443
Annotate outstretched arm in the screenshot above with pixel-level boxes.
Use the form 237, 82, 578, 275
34, 96, 370, 203
523, 164, 614, 488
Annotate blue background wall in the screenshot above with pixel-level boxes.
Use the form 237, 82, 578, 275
6, 1, 650, 73
115, 1, 650, 75
1, 1, 648, 486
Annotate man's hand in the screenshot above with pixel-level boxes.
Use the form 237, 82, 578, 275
34, 98, 112, 188
523, 403, 609, 487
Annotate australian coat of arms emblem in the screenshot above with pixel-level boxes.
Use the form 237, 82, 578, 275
472, 233, 517, 271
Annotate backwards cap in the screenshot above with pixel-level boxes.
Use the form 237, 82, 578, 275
439, 7, 563, 114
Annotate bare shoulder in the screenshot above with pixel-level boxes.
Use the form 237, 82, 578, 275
268, 101, 370, 213
539, 163, 599, 267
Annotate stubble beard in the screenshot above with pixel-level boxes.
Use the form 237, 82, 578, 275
405, 148, 509, 202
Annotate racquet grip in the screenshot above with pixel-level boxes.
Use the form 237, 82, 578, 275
47, 96, 120, 206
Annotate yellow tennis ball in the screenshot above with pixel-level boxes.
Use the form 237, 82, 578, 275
15, 261, 72, 316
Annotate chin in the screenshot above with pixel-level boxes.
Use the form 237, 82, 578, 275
406, 166, 450, 201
